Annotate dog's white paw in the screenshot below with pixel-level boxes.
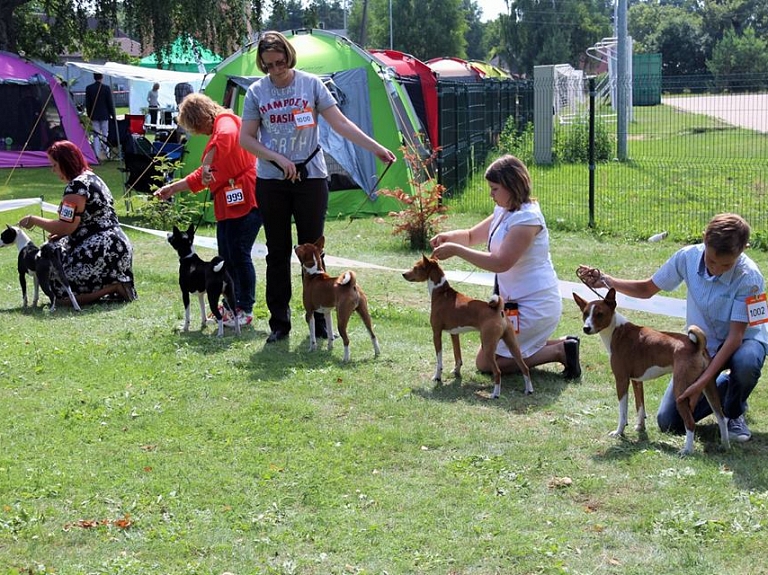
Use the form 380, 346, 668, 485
608, 430, 625, 438
523, 376, 534, 395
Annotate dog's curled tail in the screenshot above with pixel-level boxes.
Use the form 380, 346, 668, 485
487, 294, 503, 311
211, 256, 226, 274
687, 325, 708, 352
336, 270, 357, 287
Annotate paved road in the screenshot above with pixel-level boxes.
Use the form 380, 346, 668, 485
662, 93, 768, 133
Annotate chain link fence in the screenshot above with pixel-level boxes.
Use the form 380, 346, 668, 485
439, 73, 768, 242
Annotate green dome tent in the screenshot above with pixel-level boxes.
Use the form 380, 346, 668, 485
139, 36, 222, 73
180, 28, 430, 220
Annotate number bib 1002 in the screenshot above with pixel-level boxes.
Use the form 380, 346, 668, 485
746, 293, 768, 326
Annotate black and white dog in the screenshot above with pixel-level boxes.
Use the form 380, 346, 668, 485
0, 225, 81, 312
166, 224, 240, 337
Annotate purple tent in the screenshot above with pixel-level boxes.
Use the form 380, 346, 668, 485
0, 51, 96, 168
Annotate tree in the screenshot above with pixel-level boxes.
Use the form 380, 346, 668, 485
346, 0, 467, 60
501, 0, 612, 76
707, 26, 768, 89
462, 0, 487, 61
123, 0, 263, 67
1, 0, 263, 65
267, 0, 312, 31
2, 0, 123, 63
629, 2, 706, 75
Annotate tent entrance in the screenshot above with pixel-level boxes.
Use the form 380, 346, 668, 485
0, 77, 65, 152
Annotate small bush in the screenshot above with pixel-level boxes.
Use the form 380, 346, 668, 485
379, 148, 448, 250
497, 119, 535, 165
554, 114, 614, 163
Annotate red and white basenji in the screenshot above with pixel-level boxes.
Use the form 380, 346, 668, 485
573, 288, 729, 455
403, 255, 533, 399
294, 236, 380, 362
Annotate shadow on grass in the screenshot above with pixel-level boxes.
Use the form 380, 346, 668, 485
592, 422, 768, 491
409, 367, 572, 413
241, 331, 384, 382
0, 299, 133, 318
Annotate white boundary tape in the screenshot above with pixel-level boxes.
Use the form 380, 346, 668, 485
1, 198, 686, 319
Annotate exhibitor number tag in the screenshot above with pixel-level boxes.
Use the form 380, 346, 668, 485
504, 301, 520, 334
746, 293, 768, 326
293, 109, 315, 129
225, 187, 245, 206
59, 201, 77, 222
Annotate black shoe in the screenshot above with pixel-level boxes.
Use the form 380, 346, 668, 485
266, 330, 289, 343
562, 338, 581, 379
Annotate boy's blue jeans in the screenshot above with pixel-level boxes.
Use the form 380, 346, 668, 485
656, 338, 766, 433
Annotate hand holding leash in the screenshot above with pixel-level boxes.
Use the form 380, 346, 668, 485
19, 215, 33, 229
576, 265, 612, 289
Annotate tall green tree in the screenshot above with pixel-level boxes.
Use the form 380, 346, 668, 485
463, 0, 487, 61
630, 1, 706, 75
500, 0, 612, 76
267, 0, 312, 31
1, 0, 123, 62
124, 0, 262, 67
707, 26, 768, 88
347, 0, 467, 60
1, 0, 262, 65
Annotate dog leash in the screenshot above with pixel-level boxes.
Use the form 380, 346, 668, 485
575, 266, 608, 300
343, 160, 394, 228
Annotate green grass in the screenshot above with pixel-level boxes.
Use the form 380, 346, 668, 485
1, 173, 767, 573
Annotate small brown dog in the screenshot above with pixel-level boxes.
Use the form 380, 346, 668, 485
294, 236, 380, 362
403, 255, 533, 398
573, 288, 729, 455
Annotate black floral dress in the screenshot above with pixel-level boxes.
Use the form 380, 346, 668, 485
50, 171, 134, 297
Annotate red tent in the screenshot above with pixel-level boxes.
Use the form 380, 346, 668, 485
425, 56, 485, 82
369, 49, 439, 150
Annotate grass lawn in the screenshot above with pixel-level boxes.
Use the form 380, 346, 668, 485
1, 164, 768, 574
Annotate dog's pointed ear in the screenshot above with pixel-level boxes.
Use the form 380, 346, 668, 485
186, 223, 194, 236
573, 292, 588, 311
422, 254, 431, 264
605, 288, 618, 309
315, 236, 325, 250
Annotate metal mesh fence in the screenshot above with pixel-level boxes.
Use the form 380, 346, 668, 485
440, 74, 768, 241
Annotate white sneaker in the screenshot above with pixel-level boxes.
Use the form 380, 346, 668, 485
223, 309, 252, 328
728, 415, 752, 443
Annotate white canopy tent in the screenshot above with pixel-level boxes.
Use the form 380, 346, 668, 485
65, 61, 210, 114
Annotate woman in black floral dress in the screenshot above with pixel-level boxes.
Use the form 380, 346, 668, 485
18, 140, 136, 305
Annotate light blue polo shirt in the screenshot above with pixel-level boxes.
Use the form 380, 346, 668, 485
652, 244, 768, 356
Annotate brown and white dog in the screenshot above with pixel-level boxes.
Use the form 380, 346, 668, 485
573, 288, 729, 455
294, 236, 380, 362
403, 255, 533, 398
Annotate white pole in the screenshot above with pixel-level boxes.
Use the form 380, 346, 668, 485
389, 0, 393, 49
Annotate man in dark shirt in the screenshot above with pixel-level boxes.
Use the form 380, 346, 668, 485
84, 73, 115, 161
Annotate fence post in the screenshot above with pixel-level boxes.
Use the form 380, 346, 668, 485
588, 76, 596, 228
533, 65, 554, 165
